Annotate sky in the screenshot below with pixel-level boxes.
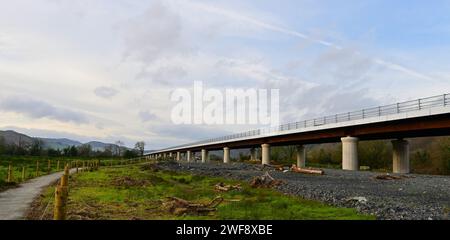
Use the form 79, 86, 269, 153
1, 0, 450, 149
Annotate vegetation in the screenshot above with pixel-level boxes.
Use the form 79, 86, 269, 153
0, 155, 139, 191
268, 137, 450, 175
28, 165, 374, 220
0, 135, 146, 159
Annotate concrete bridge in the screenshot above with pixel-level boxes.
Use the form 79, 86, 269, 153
148, 94, 450, 174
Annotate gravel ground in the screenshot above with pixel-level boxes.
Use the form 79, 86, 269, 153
158, 161, 450, 220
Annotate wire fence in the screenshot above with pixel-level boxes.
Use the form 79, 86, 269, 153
154, 93, 450, 152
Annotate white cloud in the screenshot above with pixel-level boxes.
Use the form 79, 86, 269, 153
0, 0, 449, 149
94, 86, 119, 99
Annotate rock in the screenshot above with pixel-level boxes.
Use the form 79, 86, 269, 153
346, 197, 368, 204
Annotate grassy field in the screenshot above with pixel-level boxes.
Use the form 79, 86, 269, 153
28, 164, 374, 220
0, 156, 134, 191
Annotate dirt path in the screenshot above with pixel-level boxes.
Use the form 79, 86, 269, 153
0, 170, 75, 220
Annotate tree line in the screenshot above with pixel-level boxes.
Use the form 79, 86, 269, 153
269, 137, 450, 175
0, 137, 146, 159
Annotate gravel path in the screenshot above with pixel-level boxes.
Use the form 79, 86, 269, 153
158, 161, 450, 220
0, 170, 75, 220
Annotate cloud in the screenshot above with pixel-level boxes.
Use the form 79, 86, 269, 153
152, 124, 232, 144
120, 1, 188, 64
94, 86, 119, 99
139, 110, 158, 122
189, 0, 434, 82
0, 96, 89, 124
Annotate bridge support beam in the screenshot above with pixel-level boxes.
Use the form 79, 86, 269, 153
341, 137, 359, 170
201, 149, 209, 163
176, 152, 180, 161
250, 148, 257, 161
296, 145, 306, 168
261, 144, 270, 165
223, 147, 230, 164
187, 151, 192, 163
392, 139, 410, 174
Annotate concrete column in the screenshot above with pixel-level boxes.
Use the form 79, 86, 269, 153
223, 147, 230, 164
250, 148, 257, 161
261, 144, 270, 165
341, 137, 359, 170
201, 149, 209, 163
176, 152, 181, 161
187, 151, 192, 163
296, 145, 306, 168
392, 139, 410, 174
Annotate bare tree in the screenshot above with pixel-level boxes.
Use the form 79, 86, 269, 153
115, 140, 124, 156
135, 141, 145, 156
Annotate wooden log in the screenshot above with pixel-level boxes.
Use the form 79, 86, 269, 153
290, 164, 324, 175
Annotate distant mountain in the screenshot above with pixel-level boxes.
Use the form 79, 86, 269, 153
38, 138, 82, 150
0, 130, 129, 151
0, 130, 34, 146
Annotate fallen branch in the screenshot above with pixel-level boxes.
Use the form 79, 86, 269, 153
163, 196, 224, 216
214, 182, 242, 192
374, 174, 413, 180
290, 164, 324, 175
262, 164, 284, 171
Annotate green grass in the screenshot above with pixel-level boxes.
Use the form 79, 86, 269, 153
30, 164, 374, 220
0, 155, 136, 190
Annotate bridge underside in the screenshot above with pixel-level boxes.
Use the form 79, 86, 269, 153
176, 113, 450, 152
150, 113, 450, 174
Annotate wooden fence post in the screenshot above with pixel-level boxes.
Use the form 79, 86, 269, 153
47, 160, 51, 174
7, 163, 13, 183
36, 161, 40, 177
57, 160, 60, 172
54, 166, 69, 220
22, 167, 26, 182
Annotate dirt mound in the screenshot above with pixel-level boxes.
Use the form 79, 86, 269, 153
112, 176, 150, 187
141, 163, 161, 172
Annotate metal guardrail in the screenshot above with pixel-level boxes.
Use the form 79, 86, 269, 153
156, 93, 450, 152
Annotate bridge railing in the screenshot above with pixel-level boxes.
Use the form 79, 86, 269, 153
158, 94, 449, 151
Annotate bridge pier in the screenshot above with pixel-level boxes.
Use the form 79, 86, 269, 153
187, 151, 192, 163
250, 148, 257, 161
296, 145, 306, 168
176, 152, 180, 161
201, 149, 209, 163
341, 137, 359, 170
261, 144, 270, 165
223, 147, 230, 164
392, 139, 410, 174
